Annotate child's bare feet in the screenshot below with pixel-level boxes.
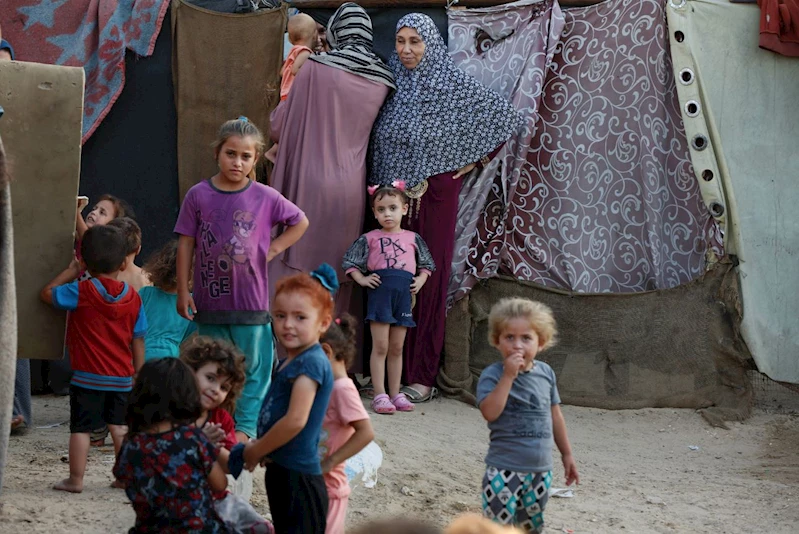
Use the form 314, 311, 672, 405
53, 478, 83, 493
110, 479, 125, 489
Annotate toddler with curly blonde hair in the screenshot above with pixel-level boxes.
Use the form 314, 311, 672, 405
477, 298, 579, 533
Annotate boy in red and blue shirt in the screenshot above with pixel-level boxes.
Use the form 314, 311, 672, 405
41, 225, 147, 493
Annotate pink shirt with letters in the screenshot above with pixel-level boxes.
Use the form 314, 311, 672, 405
320, 378, 370, 499
344, 229, 432, 276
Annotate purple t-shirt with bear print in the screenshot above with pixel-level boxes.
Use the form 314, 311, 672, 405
174, 179, 304, 324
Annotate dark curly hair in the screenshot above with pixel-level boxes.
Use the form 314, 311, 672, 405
126, 358, 201, 434
180, 336, 246, 414
144, 239, 181, 291
321, 313, 357, 369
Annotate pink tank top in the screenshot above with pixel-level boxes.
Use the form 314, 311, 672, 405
280, 45, 313, 101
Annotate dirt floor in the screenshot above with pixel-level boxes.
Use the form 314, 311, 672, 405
0, 394, 797, 533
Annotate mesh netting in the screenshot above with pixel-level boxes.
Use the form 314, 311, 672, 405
440, 261, 754, 424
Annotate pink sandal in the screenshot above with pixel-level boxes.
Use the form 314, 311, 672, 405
371, 393, 396, 415
391, 393, 415, 412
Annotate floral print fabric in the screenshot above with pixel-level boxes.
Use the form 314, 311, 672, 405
113, 426, 229, 533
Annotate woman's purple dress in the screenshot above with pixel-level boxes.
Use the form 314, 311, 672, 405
268, 61, 390, 334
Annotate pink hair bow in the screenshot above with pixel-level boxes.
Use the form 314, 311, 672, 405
367, 181, 405, 195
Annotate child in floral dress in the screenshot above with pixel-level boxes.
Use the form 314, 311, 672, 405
113, 358, 229, 533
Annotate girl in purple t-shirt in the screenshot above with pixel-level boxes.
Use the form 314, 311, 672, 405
174, 117, 309, 442
342, 184, 435, 414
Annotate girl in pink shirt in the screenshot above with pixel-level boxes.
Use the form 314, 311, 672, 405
342, 184, 435, 414
319, 314, 375, 534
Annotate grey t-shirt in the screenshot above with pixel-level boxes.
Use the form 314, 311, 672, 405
476, 361, 561, 473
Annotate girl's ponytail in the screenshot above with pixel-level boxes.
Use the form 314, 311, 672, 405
321, 313, 357, 368
143, 239, 184, 292
275, 263, 339, 320
336, 314, 358, 346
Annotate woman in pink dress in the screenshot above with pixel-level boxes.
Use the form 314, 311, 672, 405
268, 3, 395, 328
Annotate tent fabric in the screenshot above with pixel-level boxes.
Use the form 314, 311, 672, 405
446, 0, 722, 305
668, 0, 799, 383
446, 0, 564, 306
79, 10, 179, 262
0, 61, 85, 361
171, 0, 287, 200
440, 262, 753, 423
0, 140, 17, 495
0, 0, 170, 143
185, 0, 280, 13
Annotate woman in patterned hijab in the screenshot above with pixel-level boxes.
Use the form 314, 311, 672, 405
368, 13, 523, 403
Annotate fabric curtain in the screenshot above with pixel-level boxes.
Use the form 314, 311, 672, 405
447, 0, 722, 304
0, 0, 169, 143
171, 0, 286, 199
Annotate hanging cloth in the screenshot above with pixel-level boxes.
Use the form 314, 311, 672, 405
758, 0, 799, 57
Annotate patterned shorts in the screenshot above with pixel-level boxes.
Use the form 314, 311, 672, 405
482, 466, 552, 533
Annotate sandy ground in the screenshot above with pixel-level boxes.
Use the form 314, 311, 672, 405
0, 394, 797, 533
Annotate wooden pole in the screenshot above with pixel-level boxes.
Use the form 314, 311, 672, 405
290, 0, 602, 8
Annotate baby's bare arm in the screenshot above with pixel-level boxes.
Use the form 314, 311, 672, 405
291, 50, 312, 75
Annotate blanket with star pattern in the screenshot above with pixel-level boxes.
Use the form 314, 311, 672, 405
1, 0, 169, 143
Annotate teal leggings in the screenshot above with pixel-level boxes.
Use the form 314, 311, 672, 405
197, 323, 274, 438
